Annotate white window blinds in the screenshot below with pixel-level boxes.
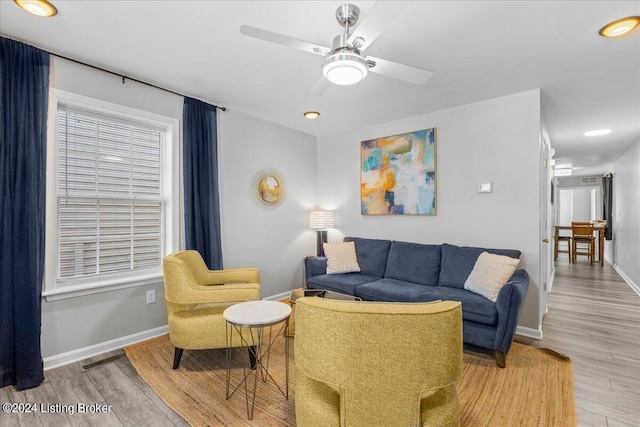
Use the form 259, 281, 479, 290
56, 107, 164, 281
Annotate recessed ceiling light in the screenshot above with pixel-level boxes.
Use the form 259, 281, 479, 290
14, 0, 58, 17
304, 111, 320, 120
584, 129, 612, 137
599, 16, 640, 38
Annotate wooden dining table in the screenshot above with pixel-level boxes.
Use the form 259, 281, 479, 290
554, 225, 606, 265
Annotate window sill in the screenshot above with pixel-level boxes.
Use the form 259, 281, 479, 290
42, 271, 163, 301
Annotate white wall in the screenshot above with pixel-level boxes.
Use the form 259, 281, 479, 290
572, 188, 592, 222
558, 189, 573, 226
42, 58, 317, 360
218, 110, 317, 297
612, 140, 640, 289
41, 59, 546, 359
557, 175, 603, 225
316, 90, 542, 331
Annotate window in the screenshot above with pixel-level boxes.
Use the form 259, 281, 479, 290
44, 91, 178, 299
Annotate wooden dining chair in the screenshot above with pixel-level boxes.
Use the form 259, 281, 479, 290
571, 222, 595, 265
555, 233, 572, 262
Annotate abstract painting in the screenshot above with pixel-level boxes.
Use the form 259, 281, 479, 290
361, 128, 436, 215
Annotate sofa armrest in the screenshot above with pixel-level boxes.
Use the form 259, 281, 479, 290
493, 269, 529, 354
305, 256, 327, 280
500, 269, 528, 305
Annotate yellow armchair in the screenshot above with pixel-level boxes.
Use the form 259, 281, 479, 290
294, 298, 463, 427
162, 250, 261, 368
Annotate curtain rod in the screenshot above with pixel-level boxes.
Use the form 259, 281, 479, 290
2, 34, 226, 110
50, 52, 226, 111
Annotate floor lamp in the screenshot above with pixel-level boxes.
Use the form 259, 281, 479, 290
309, 211, 335, 257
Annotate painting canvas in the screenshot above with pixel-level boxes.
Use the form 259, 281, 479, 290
361, 128, 436, 215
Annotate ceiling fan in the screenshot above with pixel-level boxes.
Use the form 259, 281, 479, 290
240, 3, 433, 96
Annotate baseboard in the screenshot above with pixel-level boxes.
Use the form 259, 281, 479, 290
43, 325, 169, 371
264, 290, 292, 301
43, 293, 292, 371
516, 325, 543, 340
611, 262, 640, 297
547, 268, 555, 293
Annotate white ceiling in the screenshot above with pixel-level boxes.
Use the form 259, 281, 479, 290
2, 0, 639, 176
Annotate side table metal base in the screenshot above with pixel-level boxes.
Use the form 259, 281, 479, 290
225, 318, 289, 420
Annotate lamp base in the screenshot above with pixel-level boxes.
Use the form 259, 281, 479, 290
316, 230, 328, 257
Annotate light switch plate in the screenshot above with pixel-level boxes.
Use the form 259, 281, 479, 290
478, 182, 492, 193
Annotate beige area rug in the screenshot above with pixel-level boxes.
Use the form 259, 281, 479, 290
125, 335, 576, 427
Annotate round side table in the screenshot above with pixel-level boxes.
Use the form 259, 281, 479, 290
224, 300, 291, 420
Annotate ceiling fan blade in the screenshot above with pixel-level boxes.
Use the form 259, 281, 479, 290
240, 25, 330, 56
365, 56, 433, 86
305, 76, 331, 97
348, 2, 409, 52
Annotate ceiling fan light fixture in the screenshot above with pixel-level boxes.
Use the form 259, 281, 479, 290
599, 16, 640, 37
14, 0, 58, 17
323, 51, 368, 85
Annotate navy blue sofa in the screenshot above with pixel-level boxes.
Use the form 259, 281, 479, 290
304, 237, 529, 367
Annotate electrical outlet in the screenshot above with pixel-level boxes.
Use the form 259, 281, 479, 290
146, 289, 156, 305
627, 253, 630, 260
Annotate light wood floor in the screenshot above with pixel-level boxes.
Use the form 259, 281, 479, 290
0, 350, 188, 427
1, 257, 638, 427
526, 255, 640, 427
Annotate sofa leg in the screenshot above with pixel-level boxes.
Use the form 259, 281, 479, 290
495, 351, 506, 368
173, 347, 184, 369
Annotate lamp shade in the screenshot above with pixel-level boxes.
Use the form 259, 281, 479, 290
309, 211, 335, 230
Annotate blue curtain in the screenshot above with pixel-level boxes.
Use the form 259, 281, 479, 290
603, 174, 613, 240
183, 97, 223, 269
0, 38, 49, 390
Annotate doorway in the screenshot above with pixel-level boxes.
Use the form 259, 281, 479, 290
557, 187, 601, 225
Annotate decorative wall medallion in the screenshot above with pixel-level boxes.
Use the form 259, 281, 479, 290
250, 168, 286, 209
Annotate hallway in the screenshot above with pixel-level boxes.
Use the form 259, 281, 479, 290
530, 258, 640, 426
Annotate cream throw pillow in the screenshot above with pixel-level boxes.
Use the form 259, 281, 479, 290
464, 252, 520, 302
324, 241, 361, 274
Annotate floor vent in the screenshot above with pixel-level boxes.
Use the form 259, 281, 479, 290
81, 353, 126, 371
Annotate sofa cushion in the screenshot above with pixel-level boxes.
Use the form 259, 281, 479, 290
464, 252, 520, 302
416, 286, 499, 326
323, 241, 361, 274
439, 243, 521, 289
384, 241, 441, 286
354, 278, 432, 302
343, 237, 391, 277
306, 273, 380, 296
